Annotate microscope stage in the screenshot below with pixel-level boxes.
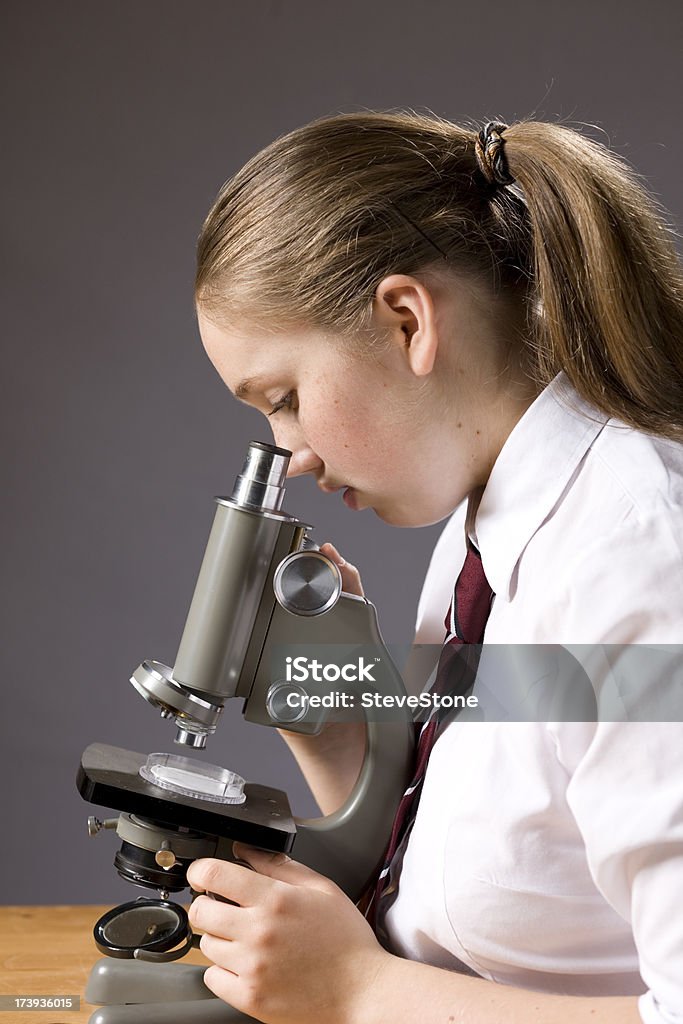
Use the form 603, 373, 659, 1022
77, 743, 296, 853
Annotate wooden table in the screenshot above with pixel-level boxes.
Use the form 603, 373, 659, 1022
0, 906, 210, 1024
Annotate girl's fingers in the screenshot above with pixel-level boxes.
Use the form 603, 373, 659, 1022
198, 932, 243, 974
320, 542, 365, 597
232, 843, 339, 894
187, 858, 271, 907
202, 964, 241, 1007
188, 893, 243, 940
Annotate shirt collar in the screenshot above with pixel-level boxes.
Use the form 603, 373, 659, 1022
475, 372, 610, 600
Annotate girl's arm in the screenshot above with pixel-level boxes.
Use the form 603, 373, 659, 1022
277, 719, 366, 815
188, 850, 645, 1024
358, 956, 642, 1024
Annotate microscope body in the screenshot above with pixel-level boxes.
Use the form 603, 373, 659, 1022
78, 442, 415, 948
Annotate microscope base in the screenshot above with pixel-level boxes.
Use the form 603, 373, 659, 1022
85, 958, 213, 1004
88, 998, 257, 1024
85, 960, 259, 1024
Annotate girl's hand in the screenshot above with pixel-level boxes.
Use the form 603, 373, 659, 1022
186, 844, 391, 1024
319, 542, 364, 597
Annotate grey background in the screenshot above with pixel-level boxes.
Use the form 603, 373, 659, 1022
2, 0, 681, 904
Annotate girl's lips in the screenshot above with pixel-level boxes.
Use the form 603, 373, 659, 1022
343, 487, 359, 510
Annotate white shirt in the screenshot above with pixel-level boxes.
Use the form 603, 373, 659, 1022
381, 374, 683, 1024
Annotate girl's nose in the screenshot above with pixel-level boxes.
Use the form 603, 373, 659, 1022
269, 422, 322, 478
286, 445, 323, 478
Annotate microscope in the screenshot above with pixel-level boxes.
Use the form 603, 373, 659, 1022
77, 441, 416, 1024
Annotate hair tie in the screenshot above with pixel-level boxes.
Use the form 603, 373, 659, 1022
474, 121, 515, 187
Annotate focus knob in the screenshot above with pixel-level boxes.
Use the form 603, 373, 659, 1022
273, 551, 342, 617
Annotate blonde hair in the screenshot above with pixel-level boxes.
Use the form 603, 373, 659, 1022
195, 111, 683, 440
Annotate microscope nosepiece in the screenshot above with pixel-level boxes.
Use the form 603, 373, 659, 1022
174, 723, 208, 749
130, 661, 223, 744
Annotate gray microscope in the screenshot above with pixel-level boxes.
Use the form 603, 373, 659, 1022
77, 441, 416, 1024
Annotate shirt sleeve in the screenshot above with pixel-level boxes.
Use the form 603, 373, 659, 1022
639, 991, 683, 1024
559, 506, 683, 645
559, 718, 683, 1021
547, 513, 683, 1022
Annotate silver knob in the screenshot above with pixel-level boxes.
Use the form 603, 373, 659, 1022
266, 681, 310, 724
87, 816, 118, 836
273, 552, 342, 617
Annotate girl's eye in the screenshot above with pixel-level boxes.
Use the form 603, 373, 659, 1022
268, 391, 296, 417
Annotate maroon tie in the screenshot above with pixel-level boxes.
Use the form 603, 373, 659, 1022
362, 540, 494, 932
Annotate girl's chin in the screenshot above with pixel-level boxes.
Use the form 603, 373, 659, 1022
343, 487, 451, 527
371, 504, 421, 528
372, 499, 452, 528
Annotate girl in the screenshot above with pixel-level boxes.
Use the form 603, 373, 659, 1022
185, 112, 683, 1024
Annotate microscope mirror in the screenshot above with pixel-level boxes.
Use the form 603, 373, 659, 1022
93, 898, 195, 962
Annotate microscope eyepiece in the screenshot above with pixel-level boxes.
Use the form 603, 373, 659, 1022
230, 440, 291, 512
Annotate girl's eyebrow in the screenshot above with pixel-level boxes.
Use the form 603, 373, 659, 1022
234, 376, 265, 401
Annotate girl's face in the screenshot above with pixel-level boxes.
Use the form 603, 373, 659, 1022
197, 275, 532, 527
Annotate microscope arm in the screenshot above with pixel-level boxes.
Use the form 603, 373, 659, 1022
276, 719, 366, 817
289, 716, 413, 898
241, 594, 415, 901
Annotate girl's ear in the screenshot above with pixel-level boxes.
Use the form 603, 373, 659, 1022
402, 318, 438, 378
373, 274, 439, 379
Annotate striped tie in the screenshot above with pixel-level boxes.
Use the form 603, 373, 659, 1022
362, 539, 494, 932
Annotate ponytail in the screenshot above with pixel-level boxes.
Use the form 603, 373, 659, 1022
502, 120, 683, 439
